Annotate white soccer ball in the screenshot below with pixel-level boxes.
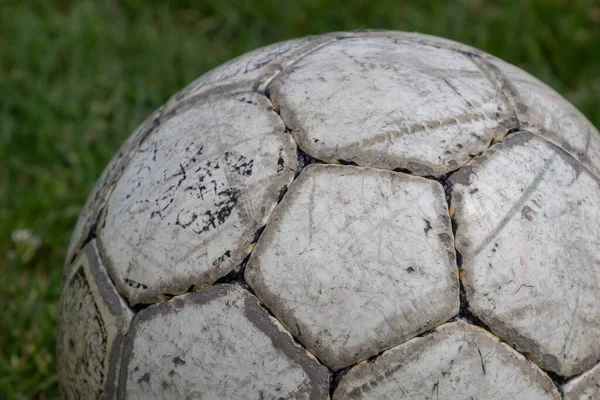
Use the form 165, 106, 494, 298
57, 31, 600, 399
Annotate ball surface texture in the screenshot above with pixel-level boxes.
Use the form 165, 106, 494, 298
58, 31, 600, 399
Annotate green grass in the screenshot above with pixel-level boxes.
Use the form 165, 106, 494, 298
1, 0, 599, 398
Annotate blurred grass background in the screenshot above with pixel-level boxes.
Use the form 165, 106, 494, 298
1, 0, 599, 398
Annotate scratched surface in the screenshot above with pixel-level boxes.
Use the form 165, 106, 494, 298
330, 31, 492, 55
98, 92, 297, 305
119, 285, 329, 400
561, 362, 600, 399
333, 321, 560, 399
57, 241, 133, 400
61, 31, 600, 397
268, 36, 518, 176
246, 164, 459, 370
65, 108, 162, 271
450, 132, 600, 377
487, 56, 600, 179
160, 35, 336, 116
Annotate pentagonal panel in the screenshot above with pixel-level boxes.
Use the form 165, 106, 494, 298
333, 321, 560, 399
57, 240, 133, 400
245, 164, 459, 370
488, 56, 600, 177
449, 132, 600, 377
65, 108, 161, 270
268, 37, 518, 176
99, 92, 297, 305
119, 285, 329, 400
562, 362, 600, 399
161, 35, 335, 116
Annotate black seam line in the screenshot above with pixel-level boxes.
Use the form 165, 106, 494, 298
73, 204, 106, 264
257, 31, 524, 182
73, 35, 597, 384
526, 128, 600, 182
71, 109, 163, 262
257, 47, 569, 382
85, 44, 519, 313
444, 39, 600, 183
260, 33, 599, 185
259, 36, 340, 92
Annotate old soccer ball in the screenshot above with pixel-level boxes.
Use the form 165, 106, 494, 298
57, 31, 600, 399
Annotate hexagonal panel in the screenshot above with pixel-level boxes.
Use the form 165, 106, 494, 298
99, 92, 297, 305
562, 362, 600, 399
119, 285, 329, 400
449, 132, 600, 377
268, 37, 518, 176
487, 56, 600, 177
333, 321, 560, 399
57, 240, 133, 400
245, 164, 459, 370
65, 108, 161, 270
161, 35, 335, 116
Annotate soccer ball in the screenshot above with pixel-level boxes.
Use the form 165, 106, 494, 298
57, 31, 600, 399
